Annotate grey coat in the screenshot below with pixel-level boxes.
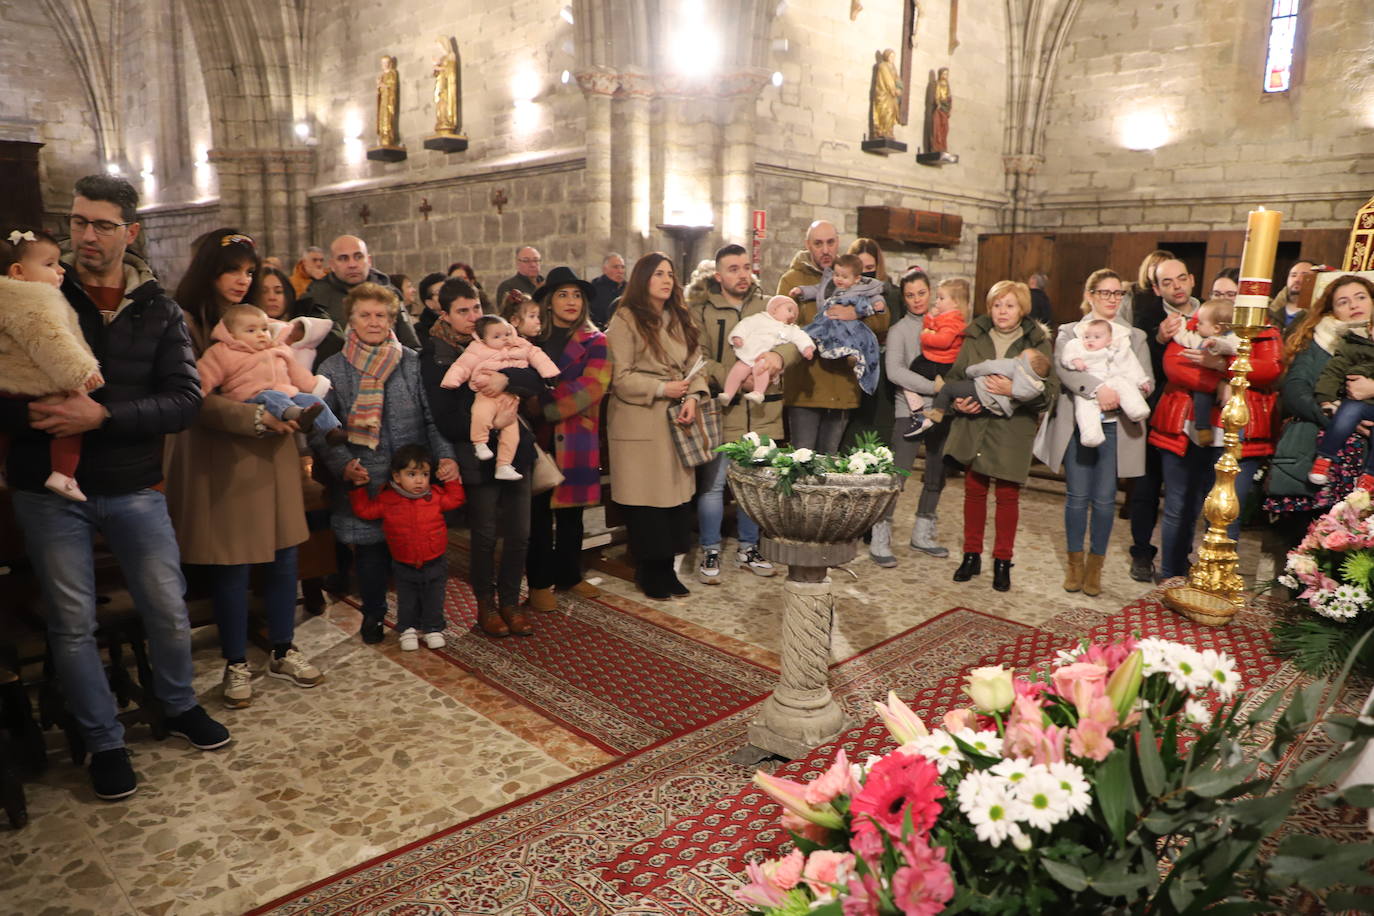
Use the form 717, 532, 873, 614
316, 349, 456, 545
966, 355, 1046, 417
1033, 317, 1153, 479
886, 313, 939, 419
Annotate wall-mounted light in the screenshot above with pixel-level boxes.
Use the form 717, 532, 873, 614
671, 0, 719, 75
1118, 109, 1169, 151
512, 69, 542, 103
561, 69, 572, 85
294, 120, 311, 140
559, 5, 574, 24
772, 71, 784, 87
771, 38, 789, 52
343, 110, 364, 141
104, 162, 121, 175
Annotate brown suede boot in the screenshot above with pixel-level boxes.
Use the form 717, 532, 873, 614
1082, 553, 1105, 597
477, 596, 510, 637
527, 586, 558, 613
501, 605, 534, 636
1063, 551, 1084, 592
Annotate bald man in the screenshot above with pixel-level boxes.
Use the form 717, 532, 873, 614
494, 246, 545, 307
299, 234, 420, 359
776, 220, 889, 453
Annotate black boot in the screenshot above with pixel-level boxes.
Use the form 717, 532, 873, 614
663, 559, 690, 597
953, 552, 981, 582
993, 559, 1013, 592
637, 560, 673, 600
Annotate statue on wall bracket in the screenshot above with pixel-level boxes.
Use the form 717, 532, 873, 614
917, 66, 958, 165
367, 55, 407, 162
861, 49, 907, 155
424, 36, 468, 153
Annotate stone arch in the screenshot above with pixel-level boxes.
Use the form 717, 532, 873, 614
38, 0, 123, 165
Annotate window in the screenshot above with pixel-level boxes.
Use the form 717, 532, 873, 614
1263, 0, 1300, 93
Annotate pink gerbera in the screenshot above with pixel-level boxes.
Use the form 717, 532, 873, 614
891, 835, 956, 916
848, 751, 945, 838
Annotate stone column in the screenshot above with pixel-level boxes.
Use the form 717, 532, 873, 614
262, 152, 290, 258
576, 68, 616, 258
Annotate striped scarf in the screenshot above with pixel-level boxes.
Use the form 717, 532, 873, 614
342, 329, 402, 449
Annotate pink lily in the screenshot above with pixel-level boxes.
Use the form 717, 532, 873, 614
805, 748, 862, 805
754, 769, 845, 828
875, 690, 930, 744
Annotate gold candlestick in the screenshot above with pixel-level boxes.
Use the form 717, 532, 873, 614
1164, 207, 1281, 626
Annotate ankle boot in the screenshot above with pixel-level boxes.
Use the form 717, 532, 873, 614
953, 552, 981, 582
993, 559, 1013, 592
1082, 553, 1105, 597
527, 586, 558, 613
910, 514, 949, 558
1063, 551, 1084, 592
477, 596, 510, 637
637, 561, 673, 600
663, 559, 690, 597
869, 520, 897, 567
501, 604, 535, 636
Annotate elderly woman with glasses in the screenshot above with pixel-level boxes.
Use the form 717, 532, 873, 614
1034, 269, 1153, 596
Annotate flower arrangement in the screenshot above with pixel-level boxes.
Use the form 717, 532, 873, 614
716, 430, 904, 494
1277, 487, 1374, 676
738, 635, 1374, 914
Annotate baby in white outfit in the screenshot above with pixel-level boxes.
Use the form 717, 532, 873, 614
1061, 318, 1152, 447
717, 295, 816, 405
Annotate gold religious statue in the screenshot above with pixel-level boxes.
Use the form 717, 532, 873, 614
869, 49, 903, 140
432, 37, 460, 135
1345, 194, 1374, 271
376, 56, 400, 148
930, 66, 952, 153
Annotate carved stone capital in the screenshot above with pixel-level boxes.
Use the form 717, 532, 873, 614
576, 67, 774, 101
574, 66, 620, 98
1003, 154, 1044, 177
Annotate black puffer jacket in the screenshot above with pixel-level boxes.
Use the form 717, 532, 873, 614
0, 253, 202, 495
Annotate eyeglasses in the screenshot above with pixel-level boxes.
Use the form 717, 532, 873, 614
1091, 289, 1126, 300
1212, 289, 1238, 300
69, 215, 131, 237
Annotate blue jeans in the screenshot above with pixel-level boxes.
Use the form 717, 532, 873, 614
1159, 446, 1216, 579
12, 488, 199, 753
248, 390, 341, 433
204, 546, 298, 662
1064, 424, 1118, 555
697, 453, 760, 549
1317, 400, 1374, 469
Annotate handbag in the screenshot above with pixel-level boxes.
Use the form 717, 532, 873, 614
517, 416, 564, 495
667, 396, 723, 468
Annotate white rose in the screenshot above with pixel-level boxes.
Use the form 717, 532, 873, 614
791, 448, 814, 463
874, 446, 893, 462
963, 664, 1015, 713
752, 445, 773, 460
1289, 554, 1317, 576
846, 457, 868, 475
1347, 489, 1372, 512
743, 431, 761, 445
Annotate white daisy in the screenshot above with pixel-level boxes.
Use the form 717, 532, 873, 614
990, 757, 1032, 784
1012, 769, 1073, 832
1135, 637, 1177, 673
964, 782, 1023, 847
1196, 649, 1239, 700
1046, 761, 1093, 816
1165, 646, 1211, 694
905, 729, 966, 774
955, 728, 1004, 758
1183, 699, 1211, 725
955, 770, 1005, 815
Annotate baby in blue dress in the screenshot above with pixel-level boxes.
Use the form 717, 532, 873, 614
789, 253, 887, 395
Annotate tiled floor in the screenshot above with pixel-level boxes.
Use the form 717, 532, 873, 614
0, 474, 1272, 914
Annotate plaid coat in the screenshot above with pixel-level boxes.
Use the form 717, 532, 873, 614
533, 326, 610, 508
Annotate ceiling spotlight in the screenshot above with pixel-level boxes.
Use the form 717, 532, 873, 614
294, 121, 311, 140
772, 71, 784, 87
561, 69, 572, 84
560, 5, 574, 24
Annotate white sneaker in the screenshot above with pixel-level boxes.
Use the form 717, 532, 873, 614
45, 471, 88, 502
717, 392, 733, 405
494, 464, 523, 480
737, 545, 776, 577
743, 390, 765, 404
268, 647, 324, 687
398, 628, 420, 651
423, 632, 446, 649
698, 548, 722, 584
222, 662, 253, 708
473, 442, 494, 461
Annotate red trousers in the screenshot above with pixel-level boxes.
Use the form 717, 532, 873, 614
961, 470, 1021, 560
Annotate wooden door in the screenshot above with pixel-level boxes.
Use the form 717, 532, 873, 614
975, 233, 1054, 312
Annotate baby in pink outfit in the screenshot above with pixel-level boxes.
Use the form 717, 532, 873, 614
440, 315, 560, 480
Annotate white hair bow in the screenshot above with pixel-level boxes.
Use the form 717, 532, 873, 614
7, 230, 36, 245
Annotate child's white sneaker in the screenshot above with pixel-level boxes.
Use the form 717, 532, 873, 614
743, 390, 765, 404
473, 442, 494, 461
717, 392, 733, 405
423, 632, 446, 649
398, 628, 420, 651
45, 471, 87, 502
494, 464, 523, 481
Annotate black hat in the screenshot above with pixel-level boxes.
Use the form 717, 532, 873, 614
532, 265, 596, 304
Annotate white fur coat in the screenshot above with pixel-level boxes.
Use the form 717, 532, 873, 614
0, 276, 99, 397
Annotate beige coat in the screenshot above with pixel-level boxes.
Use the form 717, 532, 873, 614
163, 313, 308, 566
0, 276, 99, 396
605, 310, 709, 508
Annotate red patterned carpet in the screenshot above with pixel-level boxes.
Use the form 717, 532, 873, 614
349, 578, 780, 754
250, 606, 1047, 915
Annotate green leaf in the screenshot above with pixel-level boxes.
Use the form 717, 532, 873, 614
807, 902, 844, 916
1341, 784, 1374, 807
1136, 714, 1166, 797
1324, 890, 1374, 910
1245, 685, 1288, 727
1089, 865, 1153, 898
1186, 761, 1258, 798
1095, 749, 1133, 846
1226, 790, 1296, 833
1041, 858, 1090, 892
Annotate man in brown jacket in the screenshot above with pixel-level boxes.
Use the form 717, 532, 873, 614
690, 243, 803, 584
778, 220, 890, 452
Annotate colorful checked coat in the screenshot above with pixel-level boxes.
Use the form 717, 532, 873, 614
532, 326, 610, 508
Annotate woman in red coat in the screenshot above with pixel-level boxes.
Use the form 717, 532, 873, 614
1147, 308, 1281, 579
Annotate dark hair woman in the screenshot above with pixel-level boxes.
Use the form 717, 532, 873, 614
164, 228, 324, 708
1264, 275, 1374, 558
448, 261, 494, 314
605, 252, 708, 599
521, 266, 611, 612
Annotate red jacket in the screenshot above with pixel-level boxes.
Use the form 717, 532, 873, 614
1148, 319, 1282, 458
349, 482, 465, 566
920, 309, 967, 364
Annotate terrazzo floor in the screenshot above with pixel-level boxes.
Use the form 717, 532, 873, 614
0, 473, 1273, 914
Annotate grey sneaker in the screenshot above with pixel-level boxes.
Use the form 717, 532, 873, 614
737, 545, 776, 577
268, 647, 324, 688
222, 662, 253, 709
698, 548, 722, 584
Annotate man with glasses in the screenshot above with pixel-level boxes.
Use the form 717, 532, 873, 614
495, 246, 544, 306
0, 174, 230, 801
1128, 257, 1200, 582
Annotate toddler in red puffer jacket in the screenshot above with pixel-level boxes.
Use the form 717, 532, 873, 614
350, 443, 465, 650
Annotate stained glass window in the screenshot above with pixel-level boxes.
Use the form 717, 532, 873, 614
1263, 0, 1300, 93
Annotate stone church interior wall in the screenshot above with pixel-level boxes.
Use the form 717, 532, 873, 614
1030, 0, 1374, 242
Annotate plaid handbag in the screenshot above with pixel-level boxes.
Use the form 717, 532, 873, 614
666, 397, 723, 468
